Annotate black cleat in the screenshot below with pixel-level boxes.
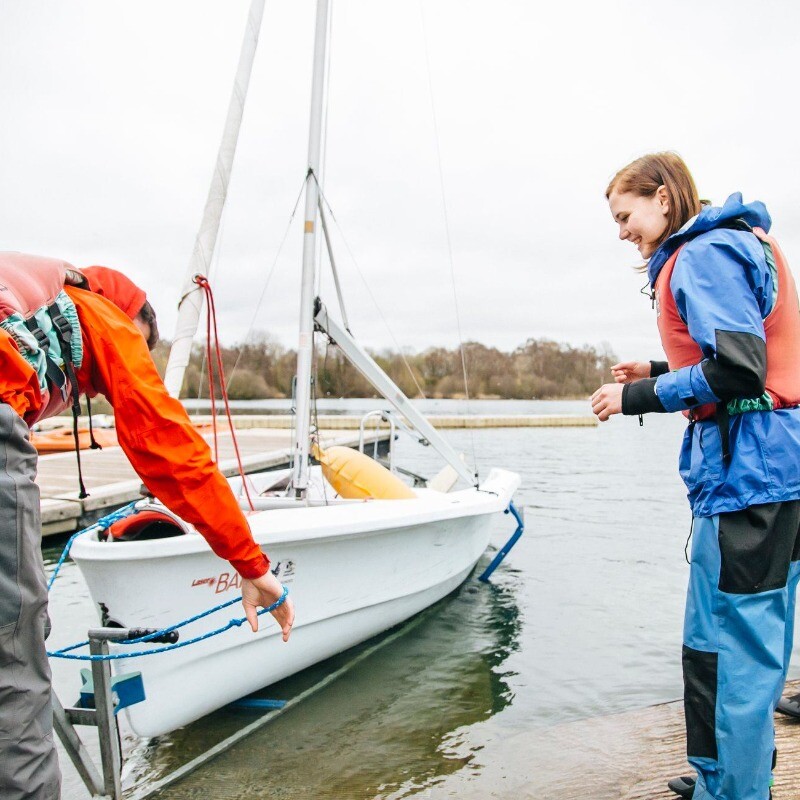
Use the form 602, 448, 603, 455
667, 776, 695, 799
777, 693, 800, 718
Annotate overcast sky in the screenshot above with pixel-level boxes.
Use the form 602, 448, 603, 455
2, 1, 799, 364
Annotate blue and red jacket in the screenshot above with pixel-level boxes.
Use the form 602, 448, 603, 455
621, 193, 800, 517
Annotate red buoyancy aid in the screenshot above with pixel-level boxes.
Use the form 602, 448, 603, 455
655, 228, 800, 420
0, 252, 84, 423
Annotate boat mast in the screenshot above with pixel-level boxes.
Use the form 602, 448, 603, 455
292, 0, 330, 496
163, 0, 266, 398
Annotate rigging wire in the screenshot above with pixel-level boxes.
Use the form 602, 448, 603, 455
312, 174, 428, 400
417, 1, 478, 477
224, 175, 309, 390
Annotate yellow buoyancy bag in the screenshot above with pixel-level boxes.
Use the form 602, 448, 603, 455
311, 444, 416, 500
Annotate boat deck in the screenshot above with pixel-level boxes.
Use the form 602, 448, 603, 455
37, 427, 386, 537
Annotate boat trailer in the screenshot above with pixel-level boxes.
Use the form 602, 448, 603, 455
54, 613, 431, 800
52, 627, 176, 800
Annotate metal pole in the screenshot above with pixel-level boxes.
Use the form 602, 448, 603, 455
51, 695, 106, 797
164, 0, 267, 397
89, 637, 122, 800
318, 201, 351, 332
291, 0, 330, 495
316, 301, 477, 485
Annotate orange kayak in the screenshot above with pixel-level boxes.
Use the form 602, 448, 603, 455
31, 427, 119, 454
32, 421, 224, 453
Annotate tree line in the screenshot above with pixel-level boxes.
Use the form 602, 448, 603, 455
149, 333, 617, 400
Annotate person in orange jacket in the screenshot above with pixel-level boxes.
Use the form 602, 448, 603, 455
0, 255, 294, 800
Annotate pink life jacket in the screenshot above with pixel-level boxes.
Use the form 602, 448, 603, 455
0, 252, 84, 424
655, 227, 800, 421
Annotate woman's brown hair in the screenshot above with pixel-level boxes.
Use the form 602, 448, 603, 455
606, 152, 702, 250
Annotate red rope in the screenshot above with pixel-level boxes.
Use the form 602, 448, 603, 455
194, 276, 255, 511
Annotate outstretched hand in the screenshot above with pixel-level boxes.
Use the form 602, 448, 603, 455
591, 382, 624, 422
610, 361, 650, 383
241, 570, 295, 641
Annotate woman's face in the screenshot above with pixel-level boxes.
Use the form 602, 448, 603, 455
608, 187, 670, 259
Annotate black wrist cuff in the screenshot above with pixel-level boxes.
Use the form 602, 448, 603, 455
622, 378, 666, 415
650, 360, 669, 378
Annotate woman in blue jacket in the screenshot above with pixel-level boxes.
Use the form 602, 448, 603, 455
592, 152, 800, 800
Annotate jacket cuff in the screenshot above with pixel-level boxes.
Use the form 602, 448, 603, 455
230, 552, 270, 580
650, 360, 669, 377
622, 378, 666, 415
655, 364, 719, 412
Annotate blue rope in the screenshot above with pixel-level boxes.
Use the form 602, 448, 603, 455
47, 586, 290, 661
46, 501, 140, 592
52, 595, 245, 655
47, 502, 290, 662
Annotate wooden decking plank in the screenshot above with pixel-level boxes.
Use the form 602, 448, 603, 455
428, 680, 800, 799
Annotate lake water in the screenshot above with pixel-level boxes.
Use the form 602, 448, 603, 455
45, 399, 785, 799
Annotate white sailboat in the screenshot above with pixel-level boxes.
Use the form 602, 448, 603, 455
68, 0, 520, 739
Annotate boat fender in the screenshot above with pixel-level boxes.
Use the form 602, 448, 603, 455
105, 510, 186, 542
311, 444, 416, 500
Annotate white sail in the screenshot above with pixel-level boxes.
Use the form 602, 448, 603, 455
164, 0, 266, 398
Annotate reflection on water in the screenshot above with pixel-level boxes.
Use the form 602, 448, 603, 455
123, 569, 522, 799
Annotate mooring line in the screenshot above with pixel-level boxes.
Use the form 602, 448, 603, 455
47, 505, 289, 661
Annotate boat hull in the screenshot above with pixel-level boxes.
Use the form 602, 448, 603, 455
70, 468, 519, 737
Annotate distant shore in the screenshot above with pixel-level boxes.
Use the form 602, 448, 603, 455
149, 336, 615, 404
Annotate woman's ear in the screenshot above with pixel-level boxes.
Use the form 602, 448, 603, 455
656, 184, 670, 215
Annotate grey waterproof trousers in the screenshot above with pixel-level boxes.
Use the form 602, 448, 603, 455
0, 404, 61, 799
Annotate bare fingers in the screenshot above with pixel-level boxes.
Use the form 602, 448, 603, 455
591, 383, 623, 421
272, 597, 295, 642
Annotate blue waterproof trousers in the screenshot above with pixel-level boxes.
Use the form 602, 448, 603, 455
684, 505, 800, 800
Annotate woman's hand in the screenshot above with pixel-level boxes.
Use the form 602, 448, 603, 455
241, 570, 295, 641
591, 383, 624, 422
611, 361, 651, 383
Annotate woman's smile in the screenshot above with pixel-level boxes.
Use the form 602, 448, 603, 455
608, 188, 670, 259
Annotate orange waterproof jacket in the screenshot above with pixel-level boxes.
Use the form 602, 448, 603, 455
0, 284, 268, 580
0, 326, 42, 420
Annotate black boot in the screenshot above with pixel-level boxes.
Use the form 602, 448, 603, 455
667, 776, 695, 799
776, 693, 800, 718
668, 774, 773, 799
